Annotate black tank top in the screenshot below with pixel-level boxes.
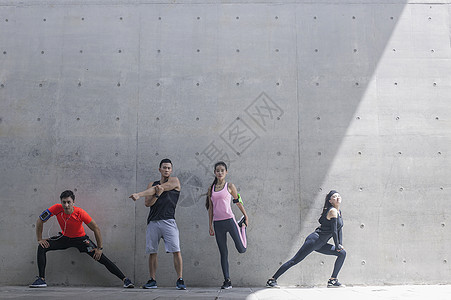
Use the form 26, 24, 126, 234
147, 180, 180, 224
315, 208, 343, 242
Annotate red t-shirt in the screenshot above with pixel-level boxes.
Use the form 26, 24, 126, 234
48, 204, 92, 238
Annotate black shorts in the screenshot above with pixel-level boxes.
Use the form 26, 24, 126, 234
48, 234, 97, 253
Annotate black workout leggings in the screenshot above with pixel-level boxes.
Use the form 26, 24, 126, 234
273, 232, 346, 280
37, 235, 125, 280
214, 218, 247, 280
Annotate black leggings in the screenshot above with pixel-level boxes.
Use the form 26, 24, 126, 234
214, 218, 247, 280
37, 235, 125, 281
273, 232, 346, 280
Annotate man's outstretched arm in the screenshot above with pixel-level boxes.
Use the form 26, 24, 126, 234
129, 177, 180, 201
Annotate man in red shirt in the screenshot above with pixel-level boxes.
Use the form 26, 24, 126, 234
29, 190, 134, 288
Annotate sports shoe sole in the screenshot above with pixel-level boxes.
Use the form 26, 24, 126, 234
238, 216, 247, 227
29, 284, 47, 288
327, 285, 345, 288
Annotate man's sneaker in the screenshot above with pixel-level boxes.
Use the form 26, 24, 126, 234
29, 277, 47, 288
266, 278, 279, 288
327, 278, 345, 288
123, 277, 134, 288
176, 277, 186, 290
238, 216, 247, 227
142, 278, 157, 289
221, 278, 232, 289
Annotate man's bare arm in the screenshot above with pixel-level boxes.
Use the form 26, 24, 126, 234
130, 177, 180, 201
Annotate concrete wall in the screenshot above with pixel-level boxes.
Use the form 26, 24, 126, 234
1, 0, 450, 287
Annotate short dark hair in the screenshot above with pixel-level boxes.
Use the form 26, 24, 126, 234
159, 158, 172, 168
60, 190, 75, 201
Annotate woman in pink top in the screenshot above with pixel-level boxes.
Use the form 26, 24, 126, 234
206, 161, 248, 289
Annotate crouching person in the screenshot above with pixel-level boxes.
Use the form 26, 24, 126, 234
30, 190, 134, 288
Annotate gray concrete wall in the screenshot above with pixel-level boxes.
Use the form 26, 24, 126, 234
1, 0, 450, 287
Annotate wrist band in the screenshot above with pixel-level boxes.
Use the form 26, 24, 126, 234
233, 194, 243, 204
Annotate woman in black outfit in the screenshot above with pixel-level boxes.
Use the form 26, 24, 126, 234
266, 190, 346, 288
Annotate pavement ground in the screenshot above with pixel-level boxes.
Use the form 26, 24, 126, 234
1, 284, 451, 300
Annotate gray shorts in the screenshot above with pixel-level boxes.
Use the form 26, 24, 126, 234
146, 219, 180, 254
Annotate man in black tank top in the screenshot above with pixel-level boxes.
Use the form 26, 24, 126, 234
129, 159, 186, 290
146, 180, 180, 223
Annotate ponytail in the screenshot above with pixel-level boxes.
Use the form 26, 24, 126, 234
205, 177, 218, 210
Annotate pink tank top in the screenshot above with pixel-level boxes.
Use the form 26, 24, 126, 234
211, 182, 235, 221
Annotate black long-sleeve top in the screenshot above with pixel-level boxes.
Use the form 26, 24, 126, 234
315, 208, 343, 250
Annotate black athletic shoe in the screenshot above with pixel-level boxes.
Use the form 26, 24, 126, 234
123, 277, 134, 288
29, 277, 47, 288
142, 278, 157, 289
327, 278, 345, 288
176, 278, 186, 290
238, 216, 247, 227
266, 278, 279, 288
221, 278, 232, 289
